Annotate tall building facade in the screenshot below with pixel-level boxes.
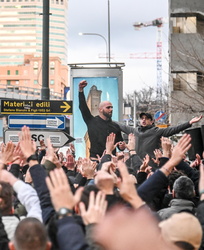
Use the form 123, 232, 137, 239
0, 0, 68, 98
169, 0, 204, 125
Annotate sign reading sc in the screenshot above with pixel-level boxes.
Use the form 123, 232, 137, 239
4, 130, 75, 147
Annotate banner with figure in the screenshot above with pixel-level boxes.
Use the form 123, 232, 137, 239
69, 63, 124, 158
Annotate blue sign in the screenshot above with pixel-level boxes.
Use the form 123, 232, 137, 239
8, 115, 66, 129
154, 111, 167, 123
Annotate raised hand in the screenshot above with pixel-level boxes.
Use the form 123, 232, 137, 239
189, 115, 202, 124
79, 80, 88, 92
19, 126, 36, 159
125, 133, 136, 151
45, 138, 55, 163
190, 153, 201, 168
170, 134, 191, 165
117, 160, 145, 209
152, 149, 162, 165
199, 161, 204, 201
79, 191, 107, 225
161, 134, 192, 176
69, 143, 75, 155
46, 168, 83, 211
140, 154, 150, 171
81, 158, 96, 179
161, 137, 172, 158
65, 154, 75, 169
101, 161, 114, 173
0, 141, 17, 167
12, 142, 26, 165
52, 153, 62, 169
58, 152, 64, 164
105, 133, 118, 155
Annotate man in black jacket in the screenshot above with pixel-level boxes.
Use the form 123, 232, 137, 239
79, 80, 124, 161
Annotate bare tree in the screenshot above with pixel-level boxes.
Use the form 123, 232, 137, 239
124, 84, 169, 123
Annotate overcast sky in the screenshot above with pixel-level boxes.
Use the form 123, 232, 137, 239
68, 0, 169, 95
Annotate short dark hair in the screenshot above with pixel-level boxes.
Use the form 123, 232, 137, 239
13, 217, 48, 250
0, 181, 13, 215
168, 170, 185, 192
139, 112, 153, 120
173, 176, 195, 200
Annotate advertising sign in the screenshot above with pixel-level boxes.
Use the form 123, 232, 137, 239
1, 100, 72, 115
69, 63, 124, 158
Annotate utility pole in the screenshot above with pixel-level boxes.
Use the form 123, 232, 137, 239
41, 0, 50, 100
107, 0, 111, 62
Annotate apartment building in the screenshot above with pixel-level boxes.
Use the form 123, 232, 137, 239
0, 0, 68, 98
169, 0, 204, 125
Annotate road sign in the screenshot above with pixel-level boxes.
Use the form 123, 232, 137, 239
4, 129, 75, 147
8, 115, 66, 129
156, 124, 169, 128
1, 100, 72, 115
154, 111, 167, 123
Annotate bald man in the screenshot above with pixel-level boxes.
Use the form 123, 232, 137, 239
79, 80, 124, 160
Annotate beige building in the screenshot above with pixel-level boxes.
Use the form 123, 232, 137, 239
0, 54, 67, 99
169, 0, 204, 125
0, 0, 68, 99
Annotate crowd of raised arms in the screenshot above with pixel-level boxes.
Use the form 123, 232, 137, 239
0, 81, 203, 250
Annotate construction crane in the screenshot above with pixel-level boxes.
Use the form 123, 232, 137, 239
133, 18, 163, 101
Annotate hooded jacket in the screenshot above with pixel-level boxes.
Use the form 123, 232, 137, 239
116, 122, 192, 160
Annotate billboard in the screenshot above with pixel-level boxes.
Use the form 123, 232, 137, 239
69, 63, 124, 158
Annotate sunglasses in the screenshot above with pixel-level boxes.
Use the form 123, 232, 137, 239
106, 106, 113, 109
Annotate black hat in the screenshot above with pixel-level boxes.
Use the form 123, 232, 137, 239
139, 112, 153, 120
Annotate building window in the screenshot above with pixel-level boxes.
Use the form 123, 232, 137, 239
50, 80, 54, 85
7, 80, 11, 85
50, 61, 55, 75
7, 70, 10, 75
34, 80, 38, 85
33, 61, 38, 75
16, 70, 19, 75
197, 72, 204, 88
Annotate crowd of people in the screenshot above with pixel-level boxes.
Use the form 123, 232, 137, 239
0, 80, 203, 250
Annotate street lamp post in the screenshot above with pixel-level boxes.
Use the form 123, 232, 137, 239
79, 32, 109, 62
79, 1, 111, 62
107, 0, 111, 62
41, 0, 50, 100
